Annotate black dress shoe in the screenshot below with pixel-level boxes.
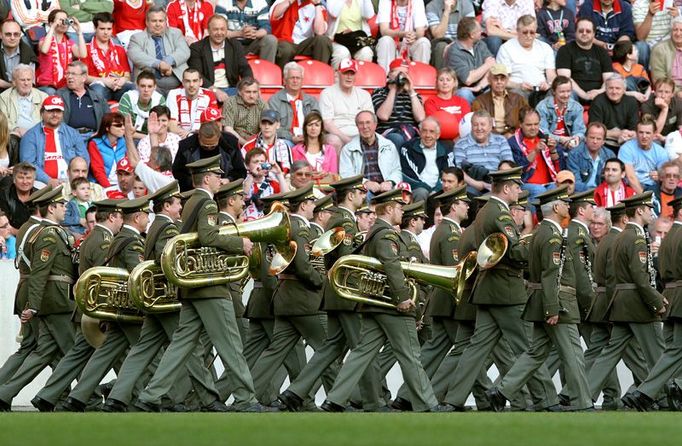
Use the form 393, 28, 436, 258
430, 403, 460, 412
391, 397, 413, 411
201, 401, 230, 412
320, 400, 345, 412
0, 399, 10, 412
558, 394, 571, 407
99, 382, 114, 399
486, 388, 507, 413
543, 404, 568, 412
134, 400, 161, 413
278, 390, 303, 412
101, 399, 127, 413
31, 396, 55, 412
666, 382, 682, 411
626, 390, 655, 412
233, 403, 278, 413
59, 397, 86, 412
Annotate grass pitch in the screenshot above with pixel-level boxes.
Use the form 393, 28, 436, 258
1, 412, 680, 446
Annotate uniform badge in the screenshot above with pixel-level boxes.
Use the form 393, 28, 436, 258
452, 249, 459, 261
343, 234, 353, 246
139, 254, 145, 263
207, 215, 217, 226
552, 252, 561, 265
40, 249, 51, 262
391, 242, 399, 255
503, 225, 516, 238
638, 251, 647, 264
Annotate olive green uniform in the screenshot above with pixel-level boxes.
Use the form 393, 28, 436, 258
324, 218, 437, 412
442, 197, 557, 409
497, 219, 592, 410
587, 222, 665, 400
0, 220, 76, 406
138, 188, 257, 409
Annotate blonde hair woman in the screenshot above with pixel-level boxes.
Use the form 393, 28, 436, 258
0, 112, 14, 178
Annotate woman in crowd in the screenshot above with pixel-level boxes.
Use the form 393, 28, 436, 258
88, 112, 128, 189
425, 67, 470, 127
113, 0, 150, 47
292, 111, 339, 183
37, 10, 87, 95
612, 40, 651, 103
536, 0, 575, 51
326, 0, 376, 69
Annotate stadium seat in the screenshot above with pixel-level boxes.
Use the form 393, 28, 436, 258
296, 59, 335, 98
355, 61, 386, 91
407, 60, 437, 101
248, 58, 283, 101
431, 110, 460, 140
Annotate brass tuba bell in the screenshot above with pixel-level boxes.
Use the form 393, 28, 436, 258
476, 233, 509, 270
80, 314, 106, 348
74, 266, 145, 324
129, 260, 181, 313
309, 227, 346, 273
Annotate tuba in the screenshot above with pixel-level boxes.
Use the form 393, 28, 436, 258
129, 260, 180, 313
329, 254, 477, 309
81, 314, 106, 348
309, 227, 346, 273
250, 240, 298, 277
477, 233, 509, 270
161, 203, 292, 288
74, 266, 144, 324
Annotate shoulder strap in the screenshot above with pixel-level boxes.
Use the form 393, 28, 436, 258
103, 236, 137, 266
144, 220, 174, 260
15, 222, 42, 270
180, 196, 211, 234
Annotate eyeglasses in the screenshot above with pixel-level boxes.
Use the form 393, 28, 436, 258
110, 123, 124, 128
664, 173, 680, 179
3, 32, 21, 37
294, 171, 313, 177
520, 30, 536, 35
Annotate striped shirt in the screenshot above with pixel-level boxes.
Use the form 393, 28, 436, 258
632, 0, 674, 47
453, 133, 514, 172
215, 0, 271, 33
371, 87, 421, 134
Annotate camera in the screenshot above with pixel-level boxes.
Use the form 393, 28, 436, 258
62, 18, 75, 26
387, 73, 407, 89
260, 162, 272, 171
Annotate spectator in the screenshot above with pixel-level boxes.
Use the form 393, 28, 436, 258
242, 109, 293, 174
269, 0, 333, 67
112, 0, 149, 47
652, 161, 682, 218
291, 111, 338, 183
287, 159, 325, 197
0, 64, 48, 142
63, 176, 92, 235
445, 16, 495, 104
556, 17, 612, 103
37, 10, 87, 95
633, 0, 678, 66
319, 58, 374, 150
0, 210, 15, 260
536, 75, 586, 151
509, 106, 564, 202
567, 122, 617, 192
426, 0, 476, 69
172, 116, 245, 191
137, 106, 182, 163
187, 15, 254, 103
588, 74, 639, 151
166, 0, 213, 45
642, 77, 682, 140
496, 15, 556, 103
57, 61, 111, 141
536, 0, 576, 50
619, 117, 671, 193
20, 96, 89, 187
417, 166, 463, 257
472, 63, 528, 138
87, 112, 128, 191
0, 113, 12, 181
113, 157, 136, 198
589, 206, 611, 242
83, 12, 135, 102
327, 0, 375, 69
555, 169, 575, 194
132, 177, 147, 197
611, 40, 651, 103
213, 0, 277, 64
339, 110, 402, 195
376, 0, 431, 72
372, 58, 425, 150
650, 16, 682, 93
221, 77, 267, 146
166, 68, 218, 138
127, 6, 191, 95
11, 0, 57, 31
481, 0, 535, 56
61, 155, 105, 201
650, 216, 673, 242
593, 157, 635, 207
577, 0, 635, 55
0, 21, 38, 92
424, 67, 471, 125
268, 62, 320, 145
0, 162, 37, 233
399, 116, 451, 201
118, 70, 166, 140
242, 148, 288, 221
125, 112, 175, 192
453, 109, 513, 194
59, 0, 115, 40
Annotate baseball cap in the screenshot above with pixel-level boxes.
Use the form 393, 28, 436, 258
388, 58, 410, 71
260, 109, 280, 124
42, 96, 65, 111
116, 157, 134, 173
556, 170, 575, 184
200, 107, 222, 124
339, 58, 359, 73
490, 64, 509, 76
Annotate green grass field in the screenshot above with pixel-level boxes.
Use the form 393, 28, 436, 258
1, 412, 681, 446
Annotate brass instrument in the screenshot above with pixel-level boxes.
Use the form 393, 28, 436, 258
353, 231, 367, 248
250, 240, 298, 276
309, 227, 346, 273
74, 266, 144, 324
477, 233, 509, 270
161, 203, 292, 288
129, 260, 180, 313
329, 254, 476, 309
453, 251, 479, 305
81, 314, 106, 348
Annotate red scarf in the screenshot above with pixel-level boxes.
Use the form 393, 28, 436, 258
552, 100, 567, 137
514, 129, 560, 181
89, 40, 123, 77
179, 0, 204, 40
51, 35, 73, 89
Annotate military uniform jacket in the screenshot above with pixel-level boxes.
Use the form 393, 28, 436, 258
470, 197, 528, 306
244, 242, 278, 319
145, 215, 179, 264
13, 216, 43, 315
361, 218, 415, 317
587, 227, 620, 323
218, 211, 245, 318
523, 219, 580, 323
310, 222, 324, 240
454, 226, 478, 321
273, 214, 324, 316
607, 223, 665, 322
107, 225, 145, 273
427, 217, 461, 318
179, 188, 244, 300
399, 229, 429, 321
658, 223, 682, 320
322, 206, 359, 312
27, 220, 76, 315
75, 224, 114, 322
567, 220, 596, 320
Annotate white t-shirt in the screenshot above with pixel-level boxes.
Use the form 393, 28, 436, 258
376, 0, 428, 29
319, 84, 374, 137
496, 38, 555, 87
421, 146, 439, 188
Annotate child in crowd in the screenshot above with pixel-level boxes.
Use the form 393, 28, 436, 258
64, 177, 92, 235
133, 177, 148, 198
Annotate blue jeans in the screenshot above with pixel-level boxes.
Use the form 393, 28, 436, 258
484, 37, 504, 57
634, 41, 651, 68
90, 81, 136, 102
457, 88, 477, 105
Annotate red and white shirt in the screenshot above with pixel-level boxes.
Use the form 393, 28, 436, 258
243, 177, 281, 221
84, 40, 131, 78
242, 133, 293, 174
167, 0, 214, 40
166, 87, 218, 133
270, 0, 327, 44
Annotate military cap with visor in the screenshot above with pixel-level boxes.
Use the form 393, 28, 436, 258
186, 155, 224, 175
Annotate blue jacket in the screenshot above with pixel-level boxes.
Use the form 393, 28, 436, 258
63, 199, 87, 235
536, 96, 587, 143
20, 123, 89, 184
399, 138, 451, 193
566, 143, 616, 192
578, 0, 635, 44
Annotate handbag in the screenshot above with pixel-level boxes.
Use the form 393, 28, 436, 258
334, 30, 375, 54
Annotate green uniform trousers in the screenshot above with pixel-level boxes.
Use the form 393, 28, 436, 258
326, 314, 438, 412
139, 298, 256, 408
499, 322, 592, 410
639, 320, 682, 398
107, 312, 218, 407
0, 316, 40, 385
588, 322, 664, 400
443, 305, 557, 409
0, 314, 74, 405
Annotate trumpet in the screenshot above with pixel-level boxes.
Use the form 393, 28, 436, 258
129, 260, 180, 313
477, 233, 509, 270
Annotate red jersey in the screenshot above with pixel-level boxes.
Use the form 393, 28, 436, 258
113, 0, 149, 33
84, 40, 131, 78
166, 0, 214, 40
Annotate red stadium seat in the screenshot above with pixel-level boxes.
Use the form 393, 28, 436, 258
248, 58, 283, 101
355, 61, 386, 90
430, 110, 460, 140
296, 59, 335, 98
407, 61, 436, 88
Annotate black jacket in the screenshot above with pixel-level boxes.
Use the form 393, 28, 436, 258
188, 37, 253, 89
0, 41, 38, 86
0, 183, 37, 230
172, 132, 246, 191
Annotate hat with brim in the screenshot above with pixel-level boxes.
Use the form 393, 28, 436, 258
34, 185, 67, 206
282, 183, 316, 206
532, 185, 571, 207
371, 188, 408, 206
402, 200, 427, 219
621, 191, 655, 209
119, 196, 152, 214
186, 155, 224, 175
488, 167, 523, 186
314, 194, 334, 214
215, 179, 245, 200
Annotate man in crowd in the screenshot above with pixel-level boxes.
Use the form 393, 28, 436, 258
652, 161, 682, 218
118, 71, 166, 140
589, 74, 639, 152
62, 156, 104, 202
650, 17, 682, 92
166, 69, 218, 138
472, 64, 528, 137
619, 117, 671, 193
0, 163, 37, 234
241, 109, 292, 174
427, 0, 476, 70
214, 0, 278, 64
57, 61, 110, 139
578, 0, 636, 54
446, 17, 495, 104
0, 20, 37, 92
594, 158, 636, 207
568, 122, 617, 192
0, 64, 47, 142
268, 62, 319, 145
481, 0, 536, 56
221, 77, 267, 146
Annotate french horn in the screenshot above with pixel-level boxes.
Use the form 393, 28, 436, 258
129, 260, 180, 313
477, 233, 509, 270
